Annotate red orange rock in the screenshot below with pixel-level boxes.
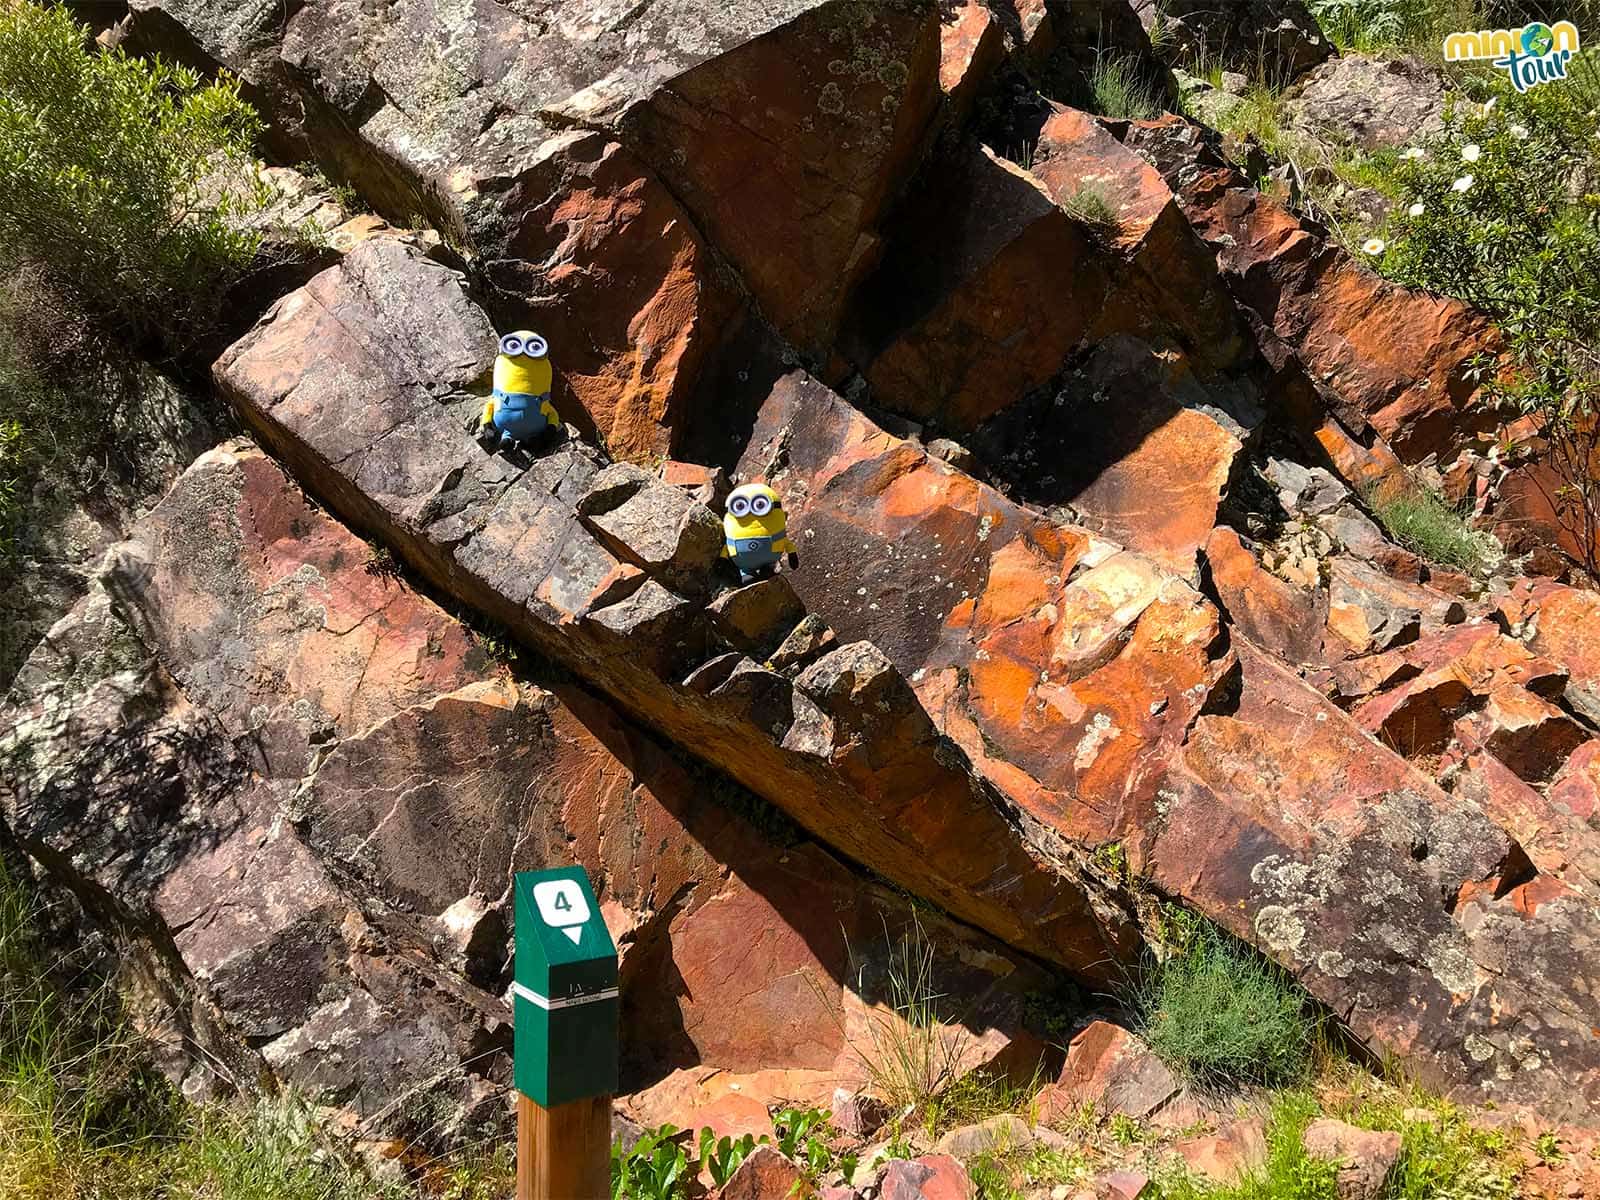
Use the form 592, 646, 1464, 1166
1203, 526, 1327, 665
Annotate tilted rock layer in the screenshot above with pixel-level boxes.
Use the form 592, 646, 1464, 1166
1, 443, 1056, 1142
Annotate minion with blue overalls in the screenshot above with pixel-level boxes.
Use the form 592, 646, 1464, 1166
722, 483, 799, 583
471, 331, 562, 453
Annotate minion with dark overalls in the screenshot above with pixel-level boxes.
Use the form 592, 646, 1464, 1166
722, 483, 799, 584
471, 331, 561, 453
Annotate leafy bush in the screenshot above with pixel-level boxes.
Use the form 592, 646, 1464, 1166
1369, 61, 1600, 569
1134, 919, 1316, 1089
1368, 483, 1496, 570
612, 1126, 691, 1200
0, 3, 267, 350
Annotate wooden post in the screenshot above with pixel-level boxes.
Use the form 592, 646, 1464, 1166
513, 868, 619, 1200
518, 1092, 612, 1200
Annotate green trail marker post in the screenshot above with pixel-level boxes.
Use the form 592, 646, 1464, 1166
513, 866, 618, 1200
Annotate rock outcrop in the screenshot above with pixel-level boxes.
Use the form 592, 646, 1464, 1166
200, 236, 1600, 1118
1, 443, 1057, 1145
10, 0, 1600, 1149
213, 237, 1138, 979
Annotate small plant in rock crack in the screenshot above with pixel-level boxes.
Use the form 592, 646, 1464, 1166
1132, 916, 1317, 1090
810, 913, 971, 1116
774, 1106, 857, 1184
363, 544, 402, 579
1086, 52, 1165, 121
1062, 185, 1122, 240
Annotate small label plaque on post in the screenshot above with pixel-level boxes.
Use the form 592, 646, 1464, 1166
514, 866, 618, 1200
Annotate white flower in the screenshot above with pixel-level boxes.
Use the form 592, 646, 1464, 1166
1462, 143, 1482, 162
1453, 174, 1475, 192
1408, 202, 1426, 217
1401, 147, 1427, 160
1509, 124, 1529, 140
1483, 97, 1497, 113
1362, 237, 1386, 256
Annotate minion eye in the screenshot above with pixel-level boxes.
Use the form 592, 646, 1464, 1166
522, 333, 548, 358
499, 334, 524, 356
729, 497, 751, 517
750, 495, 772, 516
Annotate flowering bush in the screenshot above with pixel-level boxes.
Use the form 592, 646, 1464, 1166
1371, 61, 1600, 568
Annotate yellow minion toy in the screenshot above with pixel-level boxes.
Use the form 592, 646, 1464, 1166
722, 483, 798, 583
472, 330, 561, 452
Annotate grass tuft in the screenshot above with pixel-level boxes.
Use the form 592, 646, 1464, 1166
816, 914, 973, 1115
1062, 185, 1122, 239
1134, 919, 1316, 1091
1367, 484, 1494, 572
1087, 54, 1165, 121
1152, 1091, 1340, 1200
0, 859, 429, 1200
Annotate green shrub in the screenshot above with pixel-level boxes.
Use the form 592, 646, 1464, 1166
1134, 920, 1316, 1089
1368, 484, 1496, 570
1338, 1095, 1517, 1200
0, 3, 267, 350
612, 1126, 692, 1200
1370, 60, 1600, 569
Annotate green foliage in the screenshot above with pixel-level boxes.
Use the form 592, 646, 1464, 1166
0, 3, 266, 349
1135, 920, 1316, 1090
1371, 65, 1600, 567
965, 1141, 1092, 1200
612, 1108, 849, 1198
772, 1106, 856, 1183
1153, 1092, 1341, 1200
1534, 1130, 1563, 1166
1331, 1090, 1518, 1200
0, 861, 402, 1200
0, 416, 22, 565
1367, 483, 1495, 570
1109, 1111, 1146, 1146
1087, 53, 1165, 120
1307, 0, 1478, 54
922, 1069, 1041, 1139
967, 1152, 1024, 1200
698, 1128, 757, 1190
612, 1126, 691, 1200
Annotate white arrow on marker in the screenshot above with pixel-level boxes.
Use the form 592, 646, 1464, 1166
562, 926, 583, 945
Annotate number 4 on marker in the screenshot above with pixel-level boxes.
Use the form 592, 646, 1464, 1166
533, 880, 591, 944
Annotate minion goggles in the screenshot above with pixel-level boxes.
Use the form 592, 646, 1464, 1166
499, 332, 549, 358
728, 495, 777, 517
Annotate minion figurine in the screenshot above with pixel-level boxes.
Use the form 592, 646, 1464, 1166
722, 483, 799, 583
472, 330, 561, 452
